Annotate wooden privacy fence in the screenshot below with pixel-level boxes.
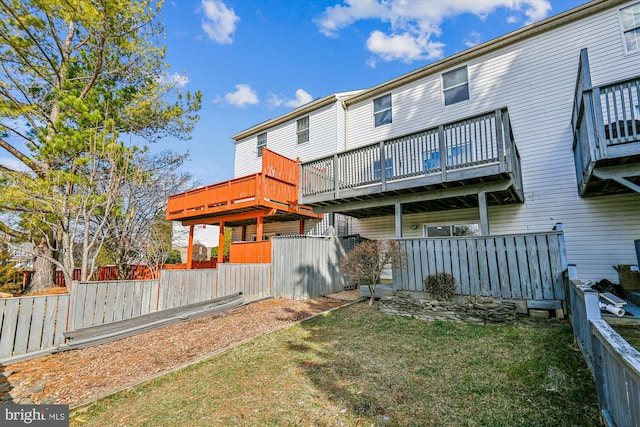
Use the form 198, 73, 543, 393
395, 230, 566, 309
1, 264, 272, 363
567, 266, 640, 427
0, 294, 69, 361
69, 265, 272, 330
271, 235, 367, 299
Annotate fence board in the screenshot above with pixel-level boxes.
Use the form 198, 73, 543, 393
505, 237, 522, 299
13, 298, 33, 356
515, 236, 531, 299
0, 299, 19, 358
495, 238, 511, 298
27, 297, 46, 353
54, 296, 69, 345
395, 231, 565, 304
41, 296, 59, 349
458, 240, 470, 294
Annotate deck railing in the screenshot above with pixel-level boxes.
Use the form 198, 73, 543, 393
167, 149, 302, 220
572, 49, 640, 194
567, 265, 640, 427
300, 108, 520, 200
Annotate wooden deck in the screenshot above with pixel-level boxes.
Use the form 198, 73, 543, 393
572, 49, 640, 197
299, 108, 523, 218
166, 149, 321, 227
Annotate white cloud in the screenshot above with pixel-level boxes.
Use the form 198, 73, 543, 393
316, 0, 552, 63
201, 0, 240, 44
267, 89, 313, 109
224, 84, 259, 107
366, 30, 444, 63
284, 89, 313, 108
170, 72, 189, 87
464, 30, 482, 48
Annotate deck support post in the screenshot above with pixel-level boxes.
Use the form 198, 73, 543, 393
299, 219, 305, 235
395, 202, 403, 238
479, 192, 490, 236
218, 222, 225, 263
187, 225, 195, 269
256, 216, 264, 241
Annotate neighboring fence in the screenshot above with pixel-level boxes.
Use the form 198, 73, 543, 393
1, 264, 272, 363
69, 265, 272, 330
567, 265, 640, 427
271, 235, 366, 299
395, 230, 566, 309
0, 294, 70, 360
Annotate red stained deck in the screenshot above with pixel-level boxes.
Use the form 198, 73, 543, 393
166, 149, 321, 227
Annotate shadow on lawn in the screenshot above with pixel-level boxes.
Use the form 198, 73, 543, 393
287, 301, 601, 426
0, 364, 14, 404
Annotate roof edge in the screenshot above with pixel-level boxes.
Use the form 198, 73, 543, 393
343, 0, 626, 106
232, 92, 359, 142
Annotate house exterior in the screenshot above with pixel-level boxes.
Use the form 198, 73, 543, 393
230, 0, 640, 284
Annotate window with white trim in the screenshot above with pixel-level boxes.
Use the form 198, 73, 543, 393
423, 223, 479, 238
442, 66, 469, 106
257, 132, 267, 157
373, 94, 392, 127
620, 3, 640, 53
297, 116, 309, 144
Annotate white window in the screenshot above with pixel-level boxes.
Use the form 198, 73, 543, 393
257, 132, 267, 157
423, 223, 479, 238
620, 3, 640, 53
297, 116, 309, 144
442, 66, 469, 106
373, 94, 392, 127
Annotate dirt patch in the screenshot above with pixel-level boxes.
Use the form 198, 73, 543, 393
0, 297, 348, 406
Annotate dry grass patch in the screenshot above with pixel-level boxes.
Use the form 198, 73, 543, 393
71, 302, 599, 426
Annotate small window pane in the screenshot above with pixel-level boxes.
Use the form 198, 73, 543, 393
625, 28, 640, 51
425, 226, 452, 237
453, 224, 480, 236
374, 109, 392, 127
374, 94, 391, 112
443, 67, 468, 89
621, 4, 640, 30
620, 4, 640, 53
444, 84, 469, 105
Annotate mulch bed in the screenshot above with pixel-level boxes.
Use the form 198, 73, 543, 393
0, 297, 350, 406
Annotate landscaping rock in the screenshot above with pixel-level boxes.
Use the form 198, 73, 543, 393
379, 295, 517, 324
529, 309, 551, 319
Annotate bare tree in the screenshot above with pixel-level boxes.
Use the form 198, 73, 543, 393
340, 240, 407, 305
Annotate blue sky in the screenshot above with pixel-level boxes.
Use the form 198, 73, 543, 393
0, 0, 590, 186
158, 0, 589, 186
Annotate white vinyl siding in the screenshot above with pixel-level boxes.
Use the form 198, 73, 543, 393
344, 4, 640, 283
234, 102, 342, 177
620, 3, 640, 53
232, 3, 640, 283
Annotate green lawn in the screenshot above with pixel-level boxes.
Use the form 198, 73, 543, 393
71, 303, 600, 426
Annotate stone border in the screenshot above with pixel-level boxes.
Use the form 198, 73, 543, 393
379, 292, 517, 324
